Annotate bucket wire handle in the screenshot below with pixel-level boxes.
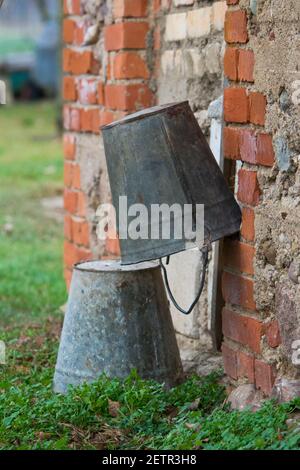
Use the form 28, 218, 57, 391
159, 246, 209, 315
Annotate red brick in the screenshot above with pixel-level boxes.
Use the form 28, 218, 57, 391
113, 0, 148, 18
72, 218, 90, 247
64, 189, 78, 214
64, 106, 80, 132
105, 228, 121, 257
77, 192, 86, 218
224, 240, 254, 275
222, 272, 256, 311
256, 133, 274, 167
64, 0, 81, 15
224, 87, 249, 123
64, 214, 73, 241
224, 10, 248, 44
64, 240, 78, 268
76, 247, 92, 265
68, 50, 99, 75
265, 320, 281, 348
255, 359, 275, 396
99, 110, 115, 128
63, 49, 73, 73
223, 127, 240, 159
113, 52, 149, 79
80, 108, 100, 133
98, 82, 104, 105
222, 308, 263, 353
227, 0, 239, 4
64, 268, 73, 291
154, 25, 161, 51
153, 0, 161, 14
239, 129, 257, 164
224, 47, 239, 81
237, 169, 260, 206
63, 19, 75, 43
249, 92, 266, 126
63, 76, 77, 101
238, 49, 254, 82
105, 84, 153, 111
237, 350, 254, 382
222, 343, 237, 380
241, 207, 255, 242
72, 163, 81, 189
64, 162, 74, 188
105, 23, 149, 51
78, 78, 97, 105
63, 134, 76, 160
73, 20, 86, 46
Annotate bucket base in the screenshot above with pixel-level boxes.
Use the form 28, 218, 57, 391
54, 260, 183, 393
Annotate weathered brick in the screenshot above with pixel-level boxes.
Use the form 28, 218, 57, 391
224, 240, 255, 275
64, 162, 74, 188
64, 268, 73, 291
222, 308, 263, 353
224, 10, 248, 44
187, 7, 212, 39
222, 343, 238, 379
63, 18, 75, 43
113, 0, 148, 18
241, 207, 255, 242
72, 163, 81, 190
80, 108, 100, 134
64, 214, 73, 241
63, 76, 77, 101
77, 192, 86, 218
223, 127, 240, 159
99, 110, 115, 128
224, 87, 249, 123
64, 0, 81, 15
265, 320, 281, 348
256, 133, 274, 167
165, 13, 187, 41
64, 106, 81, 132
63, 134, 76, 160
239, 129, 257, 164
72, 217, 90, 247
237, 350, 254, 382
98, 82, 104, 105
237, 169, 260, 206
222, 272, 256, 311
249, 92, 266, 125
78, 78, 98, 105
224, 47, 239, 81
64, 189, 78, 214
238, 49, 254, 82
105, 22, 149, 50
255, 359, 275, 396
105, 84, 153, 111
113, 52, 149, 79
212, 1, 227, 32
105, 228, 121, 256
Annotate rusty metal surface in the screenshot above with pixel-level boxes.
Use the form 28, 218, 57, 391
102, 101, 241, 265
53, 260, 183, 393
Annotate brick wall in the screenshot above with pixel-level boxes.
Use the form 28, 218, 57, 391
62, 0, 300, 399
222, 0, 300, 399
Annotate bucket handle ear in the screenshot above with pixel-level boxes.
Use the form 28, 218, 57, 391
159, 246, 209, 315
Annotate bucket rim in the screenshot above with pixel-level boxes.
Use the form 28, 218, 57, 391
74, 259, 160, 273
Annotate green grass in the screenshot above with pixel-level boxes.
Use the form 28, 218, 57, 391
0, 103, 299, 451
0, 102, 66, 324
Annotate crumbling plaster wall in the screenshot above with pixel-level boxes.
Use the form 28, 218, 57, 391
251, 0, 300, 385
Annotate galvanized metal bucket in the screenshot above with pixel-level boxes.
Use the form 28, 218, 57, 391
53, 260, 183, 393
102, 101, 241, 265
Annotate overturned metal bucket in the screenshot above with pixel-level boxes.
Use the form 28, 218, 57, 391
53, 260, 183, 393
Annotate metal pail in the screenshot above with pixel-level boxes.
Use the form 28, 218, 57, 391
54, 260, 183, 393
